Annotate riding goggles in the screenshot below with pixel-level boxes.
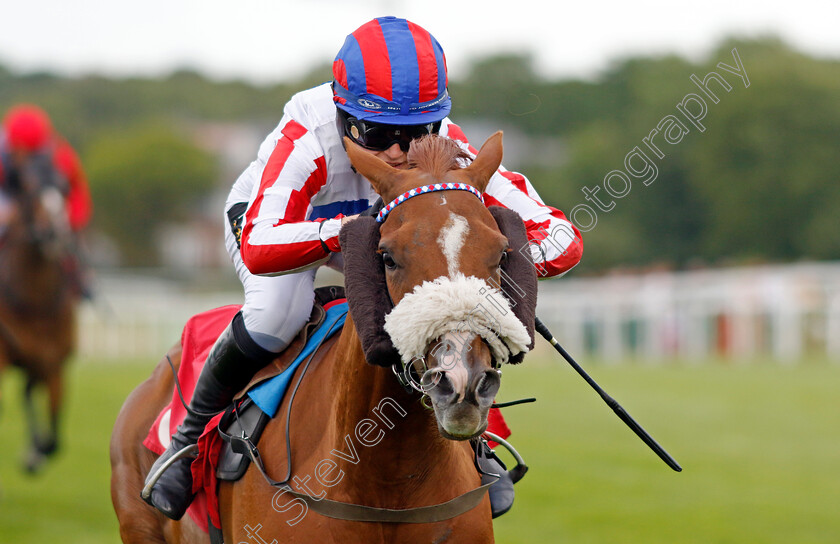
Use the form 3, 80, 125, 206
337, 108, 441, 152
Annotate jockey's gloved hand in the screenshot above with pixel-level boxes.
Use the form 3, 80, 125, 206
359, 197, 384, 218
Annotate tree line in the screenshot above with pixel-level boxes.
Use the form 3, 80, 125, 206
1, 35, 837, 272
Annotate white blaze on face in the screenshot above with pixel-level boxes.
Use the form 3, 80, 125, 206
437, 212, 470, 278
434, 331, 475, 402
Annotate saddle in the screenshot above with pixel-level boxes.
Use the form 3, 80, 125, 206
142, 286, 347, 535
217, 285, 347, 481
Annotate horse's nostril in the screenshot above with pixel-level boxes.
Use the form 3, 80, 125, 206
476, 369, 501, 399
421, 369, 448, 393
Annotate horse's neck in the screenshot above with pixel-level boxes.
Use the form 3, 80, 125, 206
0, 233, 64, 309
327, 316, 473, 491
16, 242, 56, 278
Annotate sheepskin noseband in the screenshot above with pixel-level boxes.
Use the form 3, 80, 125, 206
384, 273, 531, 365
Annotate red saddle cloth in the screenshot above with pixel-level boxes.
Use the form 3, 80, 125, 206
142, 304, 514, 533
143, 304, 240, 532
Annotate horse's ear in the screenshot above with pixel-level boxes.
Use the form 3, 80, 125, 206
344, 137, 404, 201
463, 131, 504, 192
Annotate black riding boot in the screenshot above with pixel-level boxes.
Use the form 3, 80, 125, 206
142, 312, 276, 520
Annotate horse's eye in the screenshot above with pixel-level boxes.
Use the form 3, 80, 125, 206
499, 249, 510, 266
381, 251, 398, 270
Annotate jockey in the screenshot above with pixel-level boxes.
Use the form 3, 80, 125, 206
144, 16, 583, 521
0, 104, 94, 297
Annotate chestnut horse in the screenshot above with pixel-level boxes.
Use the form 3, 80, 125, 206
0, 156, 77, 472
111, 132, 536, 543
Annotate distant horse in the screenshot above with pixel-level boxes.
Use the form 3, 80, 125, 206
111, 132, 537, 543
0, 155, 77, 472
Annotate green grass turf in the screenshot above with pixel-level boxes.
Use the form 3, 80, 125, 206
491, 356, 840, 544
1, 356, 838, 543
0, 358, 150, 543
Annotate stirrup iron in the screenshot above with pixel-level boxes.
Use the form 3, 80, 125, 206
483, 431, 529, 484
140, 444, 199, 500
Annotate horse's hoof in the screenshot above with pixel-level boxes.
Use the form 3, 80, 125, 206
35, 436, 58, 457
23, 449, 47, 474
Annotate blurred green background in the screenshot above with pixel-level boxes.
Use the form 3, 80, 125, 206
3, 36, 839, 271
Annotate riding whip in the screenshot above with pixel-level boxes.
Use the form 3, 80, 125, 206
534, 317, 682, 472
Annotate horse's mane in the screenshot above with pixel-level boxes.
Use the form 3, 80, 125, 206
407, 135, 470, 179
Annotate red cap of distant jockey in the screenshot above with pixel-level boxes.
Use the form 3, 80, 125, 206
3, 104, 53, 152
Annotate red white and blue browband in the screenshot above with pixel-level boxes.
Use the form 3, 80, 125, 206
376, 183, 484, 223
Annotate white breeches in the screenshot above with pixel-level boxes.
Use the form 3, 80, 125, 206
224, 216, 316, 353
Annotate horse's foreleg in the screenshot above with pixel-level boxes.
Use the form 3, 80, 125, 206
44, 369, 63, 456
0, 359, 5, 416
23, 376, 44, 472
22, 374, 59, 472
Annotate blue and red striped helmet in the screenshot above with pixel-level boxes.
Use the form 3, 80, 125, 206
333, 17, 451, 125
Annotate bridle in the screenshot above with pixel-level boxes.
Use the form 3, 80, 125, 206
373, 183, 503, 397
236, 182, 507, 523
143, 182, 524, 526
